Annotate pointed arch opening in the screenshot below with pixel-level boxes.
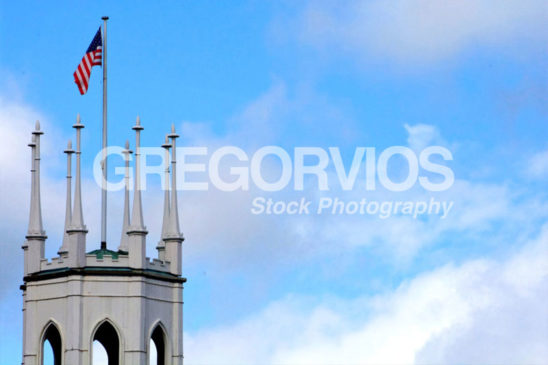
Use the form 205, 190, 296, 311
41, 322, 62, 365
149, 324, 166, 365
92, 320, 120, 365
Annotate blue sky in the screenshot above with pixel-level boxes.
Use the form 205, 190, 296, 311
1, 1, 547, 364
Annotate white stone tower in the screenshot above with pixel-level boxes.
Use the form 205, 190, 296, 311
21, 116, 185, 365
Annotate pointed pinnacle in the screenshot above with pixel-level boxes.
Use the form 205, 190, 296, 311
33, 120, 44, 135
168, 124, 179, 139
73, 114, 84, 129
132, 116, 144, 130
64, 139, 74, 154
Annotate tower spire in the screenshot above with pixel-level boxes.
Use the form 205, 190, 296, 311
130, 116, 146, 232
127, 116, 148, 269
71, 114, 86, 231
58, 140, 74, 255
164, 124, 184, 275
166, 124, 182, 238
27, 121, 45, 237
157, 135, 171, 260
23, 122, 47, 275
118, 140, 132, 253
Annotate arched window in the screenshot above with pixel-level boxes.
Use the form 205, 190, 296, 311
41, 322, 62, 365
92, 321, 120, 365
149, 325, 166, 365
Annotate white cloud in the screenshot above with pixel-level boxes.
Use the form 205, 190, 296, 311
404, 123, 442, 151
185, 225, 548, 364
296, 0, 547, 65
527, 148, 548, 178
0, 96, 65, 296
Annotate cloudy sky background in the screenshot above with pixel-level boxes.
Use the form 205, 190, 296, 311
0, 1, 547, 364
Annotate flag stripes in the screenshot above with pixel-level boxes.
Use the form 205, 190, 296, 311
73, 28, 102, 95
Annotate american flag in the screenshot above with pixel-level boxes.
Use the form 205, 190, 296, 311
73, 28, 102, 95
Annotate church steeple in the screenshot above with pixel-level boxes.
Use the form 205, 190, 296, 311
21, 112, 185, 365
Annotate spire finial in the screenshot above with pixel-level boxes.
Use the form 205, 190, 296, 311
132, 116, 144, 131
73, 113, 84, 129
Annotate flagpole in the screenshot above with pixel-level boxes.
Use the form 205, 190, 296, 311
101, 16, 109, 250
